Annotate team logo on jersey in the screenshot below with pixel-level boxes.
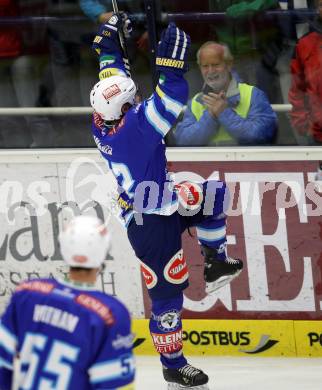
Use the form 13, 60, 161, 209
164, 249, 189, 284
93, 135, 113, 155
157, 310, 180, 331
112, 333, 134, 349
102, 84, 121, 100
175, 182, 203, 211
140, 263, 157, 289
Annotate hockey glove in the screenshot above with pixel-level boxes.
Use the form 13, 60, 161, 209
156, 23, 191, 75
92, 12, 132, 54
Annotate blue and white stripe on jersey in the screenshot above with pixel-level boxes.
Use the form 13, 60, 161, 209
156, 85, 184, 118
145, 98, 172, 137
144, 85, 185, 137
0, 321, 16, 368
89, 354, 135, 384
0, 356, 13, 370
0, 322, 16, 356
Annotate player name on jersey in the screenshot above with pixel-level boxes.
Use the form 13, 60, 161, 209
33, 304, 80, 333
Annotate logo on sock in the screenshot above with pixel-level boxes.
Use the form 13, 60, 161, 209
217, 242, 227, 255
158, 310, 180, 331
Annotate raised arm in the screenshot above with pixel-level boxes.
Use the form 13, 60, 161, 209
92, 12, 132, 79
136, 23, 190, 141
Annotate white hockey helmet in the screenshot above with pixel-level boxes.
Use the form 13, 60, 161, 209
90, 75, 137, 121
59, 215, 111, 269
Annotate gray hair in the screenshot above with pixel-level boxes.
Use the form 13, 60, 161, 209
196, 41, 234, 65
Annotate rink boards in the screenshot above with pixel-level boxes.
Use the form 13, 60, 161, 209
0, 148, 321, 359
133, 319, 322, 357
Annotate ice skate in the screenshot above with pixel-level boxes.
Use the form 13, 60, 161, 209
163, 363, 209, 389
202, 245, 243, 294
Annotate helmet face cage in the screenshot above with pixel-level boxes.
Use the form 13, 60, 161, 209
90, 76, 137, 121
59, 215, 111, 269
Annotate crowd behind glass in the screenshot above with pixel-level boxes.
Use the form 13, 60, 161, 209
0, 0, 321, 148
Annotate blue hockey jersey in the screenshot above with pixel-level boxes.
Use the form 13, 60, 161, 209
91, 50, 189, 226
0, 278, 134, 390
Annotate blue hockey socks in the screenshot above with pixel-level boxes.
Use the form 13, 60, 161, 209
149, 293, 187, 369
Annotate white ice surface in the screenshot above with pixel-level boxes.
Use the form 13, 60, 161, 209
135, 355, 322, 390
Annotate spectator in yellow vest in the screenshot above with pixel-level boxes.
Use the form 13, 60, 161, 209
174, 41, 277, 146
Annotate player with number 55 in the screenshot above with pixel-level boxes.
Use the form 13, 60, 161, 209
0, 215, 135, 390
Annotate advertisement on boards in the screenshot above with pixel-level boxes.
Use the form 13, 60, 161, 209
132, 319, 297, 357
166, 161, 322, 321
0, 158, 144, 317
0, 157, 321, 327
132, 318, 322, 357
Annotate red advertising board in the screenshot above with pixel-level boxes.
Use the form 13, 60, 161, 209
142, 161, 322, 320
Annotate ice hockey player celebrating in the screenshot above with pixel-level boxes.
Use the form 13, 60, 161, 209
90, 14, 243, 389
0, 215, 135, 390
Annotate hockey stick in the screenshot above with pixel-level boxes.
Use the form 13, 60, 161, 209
111, 0, 131, 76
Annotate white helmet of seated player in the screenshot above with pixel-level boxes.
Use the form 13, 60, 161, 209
59, 215, 111, 269
90, 75, 137, 121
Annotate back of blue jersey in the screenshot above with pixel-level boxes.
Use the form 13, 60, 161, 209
92, 50, 189, 226
0, 278, 134, 390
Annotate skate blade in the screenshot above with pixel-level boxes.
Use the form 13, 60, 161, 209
206, 269, 242, 294
167, 383, 210, 389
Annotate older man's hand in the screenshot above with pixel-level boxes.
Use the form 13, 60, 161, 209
202, 92, 228, 118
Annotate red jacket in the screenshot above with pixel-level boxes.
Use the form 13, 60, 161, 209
289, 30, 322, 142
0, 0, 21, 58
